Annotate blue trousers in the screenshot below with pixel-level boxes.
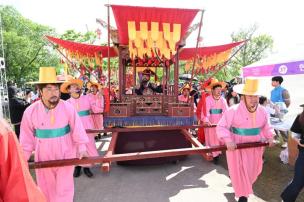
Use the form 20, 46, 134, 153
281, 149, 304, 202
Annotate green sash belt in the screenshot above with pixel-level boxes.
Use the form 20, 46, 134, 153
231, 127, 261, 136
78, 110, 90, 117
210, 109, 223, 114
35, 125, 70, 138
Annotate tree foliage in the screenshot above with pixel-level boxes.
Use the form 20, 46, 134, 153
60, 29, 97, 44
1, 6, 60, 86
215, 24, 274, 81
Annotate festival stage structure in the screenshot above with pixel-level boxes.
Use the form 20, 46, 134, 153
33, 5, 259, 172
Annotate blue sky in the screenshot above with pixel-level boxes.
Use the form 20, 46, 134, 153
2, 0, 304, 52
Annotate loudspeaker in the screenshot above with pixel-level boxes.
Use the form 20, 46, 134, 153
0, 57, 5, 69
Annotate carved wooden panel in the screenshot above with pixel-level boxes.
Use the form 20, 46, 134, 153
109, 103, 132, 117
135, 96, 163, 115
168, 103, 193, 117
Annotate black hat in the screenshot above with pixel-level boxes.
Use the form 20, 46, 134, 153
142, 68, 155, 76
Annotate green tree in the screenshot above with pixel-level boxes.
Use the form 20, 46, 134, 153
1, 6, 60, 86
60, 29, 97, 44
215, 24, 274, 81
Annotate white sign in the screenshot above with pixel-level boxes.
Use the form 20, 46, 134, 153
278, 65, 288, 74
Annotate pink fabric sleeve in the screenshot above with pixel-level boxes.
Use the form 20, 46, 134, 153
216, 109, 234, 143
19, 110, 35, 161
260, 109, 275, 139
221, 97, 228, 113
203, 98, 211, 122
89, 94, 104, 113
67, 103, 89, 153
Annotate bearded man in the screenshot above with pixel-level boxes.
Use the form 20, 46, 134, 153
20, 67, 89, 202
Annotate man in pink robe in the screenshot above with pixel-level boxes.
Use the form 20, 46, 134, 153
178, 83, 191, 103
20, 67, 89, 202
87, 81, 104, 131
61, 78, 103, 178
216, 78, 274, 202
203, 79, 228, 163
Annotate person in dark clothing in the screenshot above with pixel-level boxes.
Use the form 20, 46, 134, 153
226, 87, 240, 107
190, 84, 199, 106
8, 86, 30, 138
135, 68, 163, 95
281, 104, 304, 202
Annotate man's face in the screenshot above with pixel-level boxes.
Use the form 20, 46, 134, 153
182, 89, 190, 96
142, 74, 150, 82
244, 95, 259, 109
68, 84, 81, 98
40, 84, 60, 106
271, 80, 279, 87
212, 87, 222, 97
90, 85, 98, 95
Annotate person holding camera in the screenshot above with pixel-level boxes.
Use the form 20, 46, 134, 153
281, 104, 304, 202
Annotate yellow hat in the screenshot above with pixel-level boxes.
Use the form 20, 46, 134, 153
205, 78, 226, 91
28, 67, 63, 84
233, 77, 262, 96
87, 80, 102, 90
180, 83, 192, 92
60, 78, 83, 93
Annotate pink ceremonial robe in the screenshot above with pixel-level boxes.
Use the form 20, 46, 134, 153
88, 93, 104, 130
216, 100, 274, 198
178, 95, 189, 103
67, 95, 103, 157
203, 96, 228, 157
20, 100, 89, 202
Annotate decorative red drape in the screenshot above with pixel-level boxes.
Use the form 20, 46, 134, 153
111, 5, 199, 45
0, 131, 46, 202
46, 36, 118, 58
179, 41, 244, 60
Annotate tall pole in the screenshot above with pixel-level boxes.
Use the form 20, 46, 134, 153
189, 10, 205, 86
106, 4, 111, 95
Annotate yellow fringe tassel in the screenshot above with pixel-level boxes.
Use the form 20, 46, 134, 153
128, 21, 136, 41
151, 22, 159, 41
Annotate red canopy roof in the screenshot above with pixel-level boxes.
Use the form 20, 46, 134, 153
111, 5, 199, 45
46, 36, 118, 58
179, 41, 245, 60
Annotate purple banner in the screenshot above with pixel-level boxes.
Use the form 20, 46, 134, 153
243, 60, 304, 77
272, 61, 304, 75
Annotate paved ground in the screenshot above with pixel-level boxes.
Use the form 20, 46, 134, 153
74, 155, 264, 202
74, 136, 270, 202
73, 135, 304, 202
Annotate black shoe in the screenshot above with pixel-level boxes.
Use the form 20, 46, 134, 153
83, 167, 93, 178
103, 133, 108, 136
238, 196, 248, 202
73, 166, 82, 178
213, 156, 220, 165
94, 136, 99, 141
98, 133, 102, 139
